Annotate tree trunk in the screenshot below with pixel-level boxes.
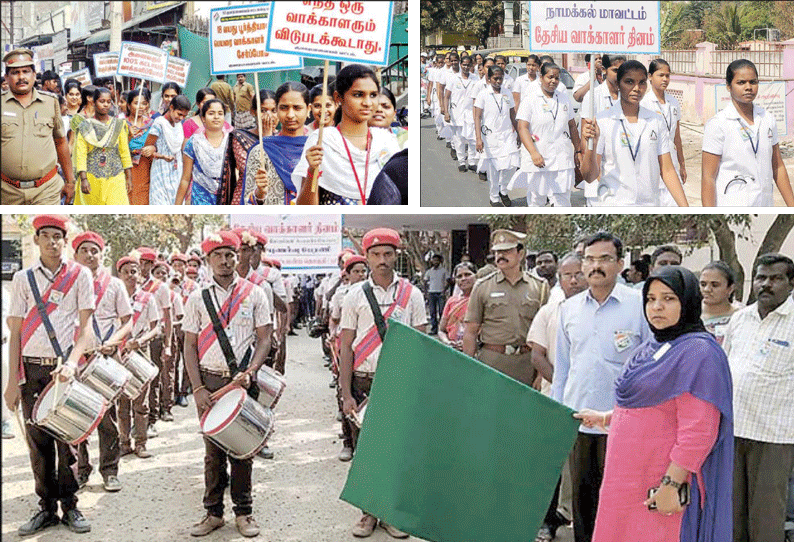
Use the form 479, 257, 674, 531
708, 216, 745, 302
746, 214, 794, 304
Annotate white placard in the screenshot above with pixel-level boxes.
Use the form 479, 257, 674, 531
266, 1, 394, 66
209, 3, 303, 75
529, 1, 660, 54
165, 56, 191, 87
117, 41, 169, 83
93, 52, 120, 79
62, 67, 92, 87
229, 214, 342, 274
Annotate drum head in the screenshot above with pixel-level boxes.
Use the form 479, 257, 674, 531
201, 388, 246, 435
32, 381, 61, 424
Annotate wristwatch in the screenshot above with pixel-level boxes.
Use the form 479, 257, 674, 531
660, 475, 682, 489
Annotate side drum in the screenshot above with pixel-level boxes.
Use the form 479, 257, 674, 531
120, 350, 159, 400
255, 365, 286, 409
200, 388, 274, 460
79, 353, 133, 401
31, 379, 108, 445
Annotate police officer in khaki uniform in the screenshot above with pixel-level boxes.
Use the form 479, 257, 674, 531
463, 229, 549, 387
1, 48, 76, 205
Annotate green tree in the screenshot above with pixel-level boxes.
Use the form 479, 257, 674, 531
660, 1, 689, 48
704, 2, 746, 48
772, 0, 794, 39
421, 0, 503, 47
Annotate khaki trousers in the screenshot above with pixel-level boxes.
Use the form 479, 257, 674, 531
476, 348, 536, 387
1, 174, 63, 205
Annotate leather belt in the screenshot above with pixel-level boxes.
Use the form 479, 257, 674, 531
200, 366, 231, 378
2, 166, 58, 189
481, 343, 530, 355
22, 356, 59, 366
353, 371, 374, 380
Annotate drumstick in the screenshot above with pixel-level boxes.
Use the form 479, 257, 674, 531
209, 366, 256, 401
53, 356, 62, 401
13, 406, 30, 453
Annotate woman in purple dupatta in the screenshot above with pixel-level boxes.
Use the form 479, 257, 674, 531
576, 266, 733, 542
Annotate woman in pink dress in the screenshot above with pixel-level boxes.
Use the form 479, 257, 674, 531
576, 266, 733, 542
438, 262, 477, 350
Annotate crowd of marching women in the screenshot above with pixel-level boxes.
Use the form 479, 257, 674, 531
421, 49, 793, 208
2, 48, 408, 206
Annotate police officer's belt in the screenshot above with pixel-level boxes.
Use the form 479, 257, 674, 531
481, 343, 530, 355
2, 166, 58, 189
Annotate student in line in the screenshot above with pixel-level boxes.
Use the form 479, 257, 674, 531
307, 82, 337, 136
512, 62, 581, 207
512, 54, 540, 110
473, 65, 519, 207
144, 94, 190, 205
641, 59, 687, 206
701, 59, 794, 206
126, 87, 154, 205
444, 55, 478, 172
580, 60, 688, 207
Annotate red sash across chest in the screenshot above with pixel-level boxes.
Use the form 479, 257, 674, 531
20, 260, 83, 349
132, 290, 154, 328
197, 280, 255, 359
353, 279, 413, 370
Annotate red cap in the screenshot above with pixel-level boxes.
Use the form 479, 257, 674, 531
188, 254, 202, 264
338, 248, 356, 259
152, 260, 171, 273
271, 259, 282, 270
344, 255, 367, 272
261, 257, 273, 267
116, 255, 139, 272
253, 231, 268, 246
362, 228, 401, 251
170, 253, 187, 264
201, 230, 240, 255
33, 214, 69, 234
233, 227, 257, 247
71, 231, 104, 252
137, 247, 157, 261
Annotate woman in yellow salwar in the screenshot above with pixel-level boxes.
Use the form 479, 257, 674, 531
74, 87, 133, 205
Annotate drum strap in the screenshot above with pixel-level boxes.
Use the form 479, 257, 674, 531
25, 268, 75, 361
362, 282, 388, 342
202, 288, 240, 376
354, 279, 412, 370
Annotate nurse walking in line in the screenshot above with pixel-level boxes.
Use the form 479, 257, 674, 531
445, 55, 478, 172
474, 65, 520, 207
580, 60, 689, 207
512, 62, 581, 206
641, 59, 688, 207
701, 59, 794, 207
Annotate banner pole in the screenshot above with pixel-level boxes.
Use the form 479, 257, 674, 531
310, 59, 330, 194
587, 59, 595, 151
254, 71, 264, 167
133, 77, 145, 126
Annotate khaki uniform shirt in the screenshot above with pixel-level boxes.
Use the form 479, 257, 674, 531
465, 270, 549, 346
1, 89, 64, 181
233, 81, 255, 112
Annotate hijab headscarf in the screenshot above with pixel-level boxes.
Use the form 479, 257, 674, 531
642, 265, 707, 343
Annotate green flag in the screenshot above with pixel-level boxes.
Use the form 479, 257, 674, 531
340, 322, 580, 542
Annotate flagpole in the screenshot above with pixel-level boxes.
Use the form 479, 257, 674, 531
310, 59, 330, 195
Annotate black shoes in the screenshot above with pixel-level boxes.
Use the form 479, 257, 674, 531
479, 172, 488, 181
458, 164, 467, 172
18, 510, 60, 536
499, 192, 512, 207
176, 395, 189, 408
62, 509, 91, 533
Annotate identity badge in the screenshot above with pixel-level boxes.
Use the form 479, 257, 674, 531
49, 290, 64, 304
614, 330, 633, 352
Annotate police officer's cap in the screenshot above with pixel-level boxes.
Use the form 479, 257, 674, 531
3, 48, 35, 69
491, 230, 526, 251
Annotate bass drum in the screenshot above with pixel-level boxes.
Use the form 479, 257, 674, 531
31, 379, 108, 445
200, 387, 274, 460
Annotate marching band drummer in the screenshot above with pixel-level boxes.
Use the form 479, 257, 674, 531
182, 230, 273, 538
152, 260, 182, 423
5, 214, 95, 536
72, 231, 132, 493
580, 60, 689, 207
701, 59, 794, 207
339, 228, 427, 539
115, 255, 160, 459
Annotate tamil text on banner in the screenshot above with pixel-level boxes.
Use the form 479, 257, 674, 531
165, 56, 191, 88
529, 1, 660, 54
62, 68, 92, 88
209, 3, 303, 75
93, 52, 120, 79
229, 214, 342, 274
341, 322, 581, 542
266, 1, 394, 66
117, 41, 169, 83
716, 82, 788, 137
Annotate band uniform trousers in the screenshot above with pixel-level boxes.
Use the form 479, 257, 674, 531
118, 346, 151, 448
569, 432, 607, 542
200, 371, 253, 518
148, 337, 175, 420
348, 374, 373, 451
173, 329, 191, 401
77, 402, 119, 480
733, 436, 794, 542
20, 361, 80, 513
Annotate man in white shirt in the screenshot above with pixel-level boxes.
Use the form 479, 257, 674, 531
724, 253, 794, 542
573, 54, 603, 103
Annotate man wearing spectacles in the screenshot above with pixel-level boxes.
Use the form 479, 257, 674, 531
552, 232, 651, 542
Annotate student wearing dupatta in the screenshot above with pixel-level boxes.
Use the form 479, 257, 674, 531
244, 134, 307, 205
74, 90, 132, 206
126, 88, 154, 205
578, 266, 733, 542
